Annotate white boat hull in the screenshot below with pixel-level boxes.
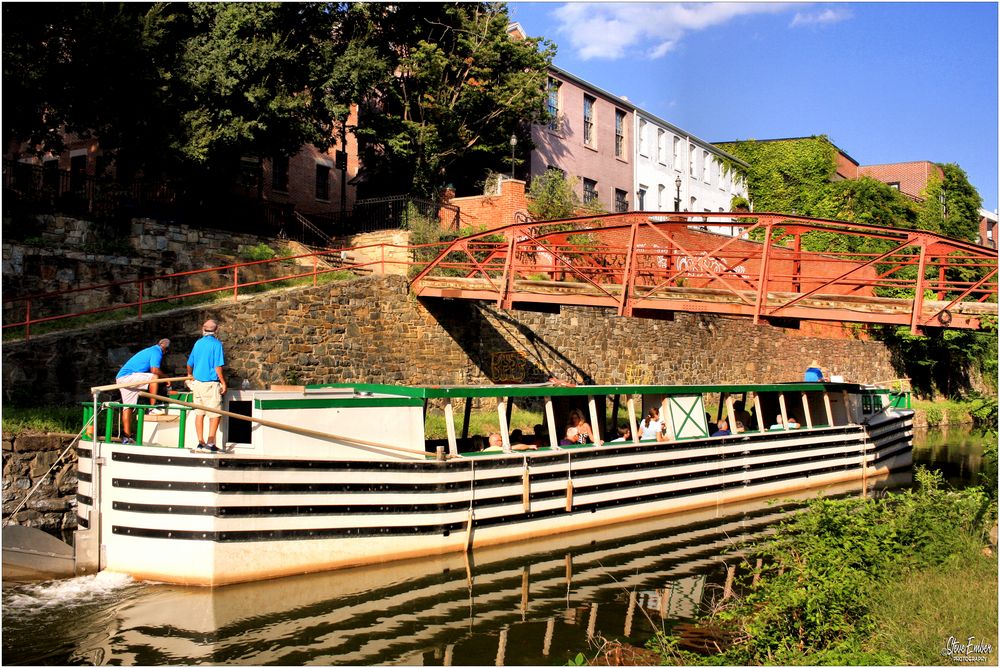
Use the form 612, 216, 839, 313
76, 410, 913, 586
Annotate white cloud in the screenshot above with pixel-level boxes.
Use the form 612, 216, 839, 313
550, 3, 791, 61
790, 7, 852, 27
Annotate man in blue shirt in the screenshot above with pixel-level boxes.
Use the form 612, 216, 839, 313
803, 360, 828, 382
186, 319, 227, 452
116, 338, 171, 444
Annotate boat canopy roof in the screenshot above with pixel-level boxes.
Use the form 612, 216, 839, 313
307, 381, 867, 400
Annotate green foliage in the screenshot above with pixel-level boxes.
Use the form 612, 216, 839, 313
348, 3, 555, 196
241, 243, 278, 261
565, 652, 587, 666
651, 468, 996, 665
527, 169, 603, 221
2, 406, 82, 434
938, 163, 983, 242
876, 324, 998, 398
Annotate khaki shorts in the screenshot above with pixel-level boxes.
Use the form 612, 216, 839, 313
188, 380, 222, 416
118, 372, 155, 405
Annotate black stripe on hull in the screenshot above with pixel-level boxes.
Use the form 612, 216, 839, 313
111, 458, 870, 543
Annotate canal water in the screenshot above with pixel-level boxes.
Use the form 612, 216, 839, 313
2, 428, 991, 666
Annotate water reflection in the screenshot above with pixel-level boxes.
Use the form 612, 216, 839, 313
3, 473, 912, 666
912, 426, 991, 488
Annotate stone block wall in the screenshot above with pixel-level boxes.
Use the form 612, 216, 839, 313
2, 274, 900, 407
3, 215, 285, 325
2, 433, 79, 538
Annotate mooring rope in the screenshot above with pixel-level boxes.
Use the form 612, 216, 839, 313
3, 410, 100, 528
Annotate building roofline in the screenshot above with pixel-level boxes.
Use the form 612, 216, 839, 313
712, 136, 860, 166
548, 64, 748, 167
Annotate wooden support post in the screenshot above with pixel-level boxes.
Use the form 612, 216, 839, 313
843, 390, 853, 424
588, 395, 602, 445
586, 602, 599, 641
495, 628, 508, 667
752, 392, 765, 432
823, 391, 834, 427
627, 396, 639, 444
497, 398, 511, 452
520, 565, 530, 619
800, 392, 813, 429
522, 460, 531, 513
543, 618, 555, 657
545, 397, 559, 449
723, 563, 736, 600
778, 393, 789, 430
661, 396, 675, 440
624, 590, 637, 637
725, 394, 738, 432
462, 397, 473, 442
445, 398, 458, 456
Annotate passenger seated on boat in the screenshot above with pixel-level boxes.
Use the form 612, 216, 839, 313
567, 409, 593, 443
639, 407, 662, 440
484, 433, 504, 451
711, 419, 731, 437
509, 429, 538, 451
733, 401, 753, 430
804, 360, 828, 382
470, 435, 486, 452
560, 427, 581, 446
655, 424, 671, 443
705, 412, 718, 435
786, 416, 801, 429
609, 424, 631, 443
769, 416, 785, 430
734, 421, 746, 433
531, 423, 547, 446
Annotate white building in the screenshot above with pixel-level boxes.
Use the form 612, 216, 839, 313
633, 110, 749, 236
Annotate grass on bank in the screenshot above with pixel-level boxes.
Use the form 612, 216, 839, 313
2, 406, 84, 435
868, 536, 998, 666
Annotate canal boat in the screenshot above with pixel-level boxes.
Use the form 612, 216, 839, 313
74, 379, 913, 586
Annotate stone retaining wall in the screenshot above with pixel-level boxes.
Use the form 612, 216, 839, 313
1, 433, 79, 537
2, 274, 899, 406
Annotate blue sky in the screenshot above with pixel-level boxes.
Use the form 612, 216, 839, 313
508, 2, 999, 212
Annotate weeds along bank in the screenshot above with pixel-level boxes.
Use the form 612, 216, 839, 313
643, 463, 998, 666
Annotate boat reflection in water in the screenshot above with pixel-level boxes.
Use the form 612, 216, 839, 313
3, 473, 909, 666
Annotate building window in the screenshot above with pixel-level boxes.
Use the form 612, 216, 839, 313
673, 136, 681, 171
637, 185, 647, 211
583, 178, 598, 204
657, 129, 666, 164
583, 95, 595, 146
315, 163, 331, 200
615, 188, 628, 212
658, 184, 666, 209
689, 195, 697, 212
546, 78, 561, 130
638, 119, 648, 156
615, 110, 626, 158
887, 182, 900, 190
703, 150, 711, 183
689, 145, 696, 177
272, 155, 289, 192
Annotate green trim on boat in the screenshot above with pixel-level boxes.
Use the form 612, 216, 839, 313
254, 397, 424, 410
306, 381, 865, 400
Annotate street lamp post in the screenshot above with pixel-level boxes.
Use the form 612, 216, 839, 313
674, 176, 682, 212
509, 134, 518, 179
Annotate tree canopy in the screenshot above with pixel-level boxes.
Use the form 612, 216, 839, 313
3, 2, 553, 198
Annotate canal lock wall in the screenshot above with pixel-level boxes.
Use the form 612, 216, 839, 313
3, 273, 904, 536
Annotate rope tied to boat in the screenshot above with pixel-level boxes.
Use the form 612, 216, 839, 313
3, 409, 101, 528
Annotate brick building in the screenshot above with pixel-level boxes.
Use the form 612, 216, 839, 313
857, 161, 944, 202
979, 208, 998, 248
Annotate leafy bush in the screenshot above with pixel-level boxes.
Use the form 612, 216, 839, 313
241, 243, 278, 261
650, 468, 996, 665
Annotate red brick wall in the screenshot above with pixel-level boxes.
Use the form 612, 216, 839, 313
834, 151, 859, 180
858, 161, 942, 200
447, 179, 528, 230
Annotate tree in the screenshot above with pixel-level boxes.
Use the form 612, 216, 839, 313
348, 3, 555, 197
527, 168, 604, 220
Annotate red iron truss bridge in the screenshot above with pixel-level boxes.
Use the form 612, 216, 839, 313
410, 211, 998, 334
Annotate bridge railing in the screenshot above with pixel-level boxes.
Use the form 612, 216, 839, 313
2, 242, 447, 341
409, 211, 997, 332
